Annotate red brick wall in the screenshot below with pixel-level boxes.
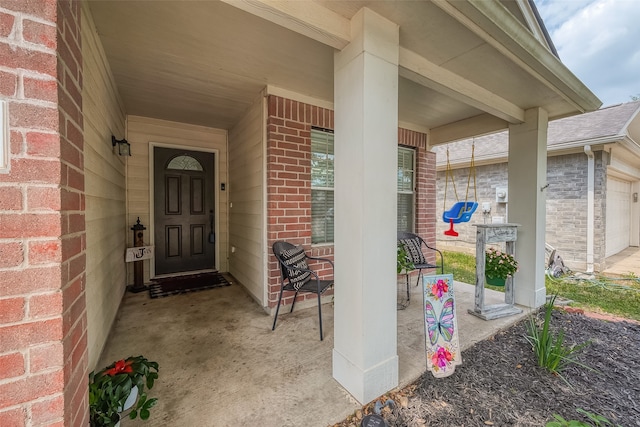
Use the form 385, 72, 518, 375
266, 96, 435, 308
266, 96, 335, 308
398, 129, 438, 266
0, 1, 87, 426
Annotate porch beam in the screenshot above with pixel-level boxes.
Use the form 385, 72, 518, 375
220, 0, 350, 49
429, 113, 508, 147
432, 0, 601, 114
223, 0, 550, 130
400, 48, 525, 125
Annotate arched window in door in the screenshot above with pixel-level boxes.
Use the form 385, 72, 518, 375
167, 155, 204, 171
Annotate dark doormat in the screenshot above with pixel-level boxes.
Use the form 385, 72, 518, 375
149, 272, 231, 298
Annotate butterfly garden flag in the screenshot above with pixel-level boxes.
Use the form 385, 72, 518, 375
423, 274, 462, 378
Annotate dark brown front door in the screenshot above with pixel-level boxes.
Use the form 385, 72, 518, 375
154, 147, 215, 275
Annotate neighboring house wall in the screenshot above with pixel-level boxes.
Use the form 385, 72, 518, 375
228, 93, 265, 304
437, 163, 508, 248
82, 3, 127, 370
126, 116, 229, 279
265, 95, 436, 310
0, 2, 89, 426
435, 150, 610, 272
545, 153, 589, 269
434, 102, 640, 273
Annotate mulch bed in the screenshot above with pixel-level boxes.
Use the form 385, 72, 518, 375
332, 309, 640, 426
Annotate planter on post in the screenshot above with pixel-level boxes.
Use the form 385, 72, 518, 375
470, 223, 523, 320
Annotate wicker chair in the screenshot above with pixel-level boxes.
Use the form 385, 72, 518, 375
272, 241, 334, 340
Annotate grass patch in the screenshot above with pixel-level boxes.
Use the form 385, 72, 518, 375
442, 250, 640, 321
441, 250, 506, 292
442, 251, 476, 283
546, 274, 640, 321
547, 409, 622, 427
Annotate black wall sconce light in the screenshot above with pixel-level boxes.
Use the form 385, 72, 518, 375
112, 135, 131, 156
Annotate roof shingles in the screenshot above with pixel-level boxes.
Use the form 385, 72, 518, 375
434, 101, 640, 165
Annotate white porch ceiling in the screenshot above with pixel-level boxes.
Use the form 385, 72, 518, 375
87, 0, 600, 142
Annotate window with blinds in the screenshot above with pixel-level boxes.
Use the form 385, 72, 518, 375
310, 132, 416, 244
397, 147, 415, 232
311, 129, 335, 244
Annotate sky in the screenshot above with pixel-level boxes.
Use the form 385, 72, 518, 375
534, 0, 640, 107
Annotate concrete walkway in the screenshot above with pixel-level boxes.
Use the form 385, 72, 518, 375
97, 277, 529, 427
603, 246, 640, 277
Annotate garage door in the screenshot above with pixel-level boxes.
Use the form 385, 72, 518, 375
606, 176, 631, 257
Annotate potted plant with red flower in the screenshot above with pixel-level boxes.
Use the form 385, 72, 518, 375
89, 355, 159, 427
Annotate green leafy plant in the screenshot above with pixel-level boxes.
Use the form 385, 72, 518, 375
546, 409, 622, 426
89, 355, 159, 426
397, 242, 415, 274
525, 295, 592, 382
485, 247, 518, 280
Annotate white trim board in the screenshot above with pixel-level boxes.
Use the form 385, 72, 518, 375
0, 100, 9, 173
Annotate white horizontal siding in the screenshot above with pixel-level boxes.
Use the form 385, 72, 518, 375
228, 94, 265, 305
82, 3, 128, 370
126, 115, 229, 279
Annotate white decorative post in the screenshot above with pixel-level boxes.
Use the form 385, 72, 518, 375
470, 224, 522, 320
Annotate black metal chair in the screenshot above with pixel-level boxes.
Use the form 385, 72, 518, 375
272, 241, 334, 340
397, 231, 444, 288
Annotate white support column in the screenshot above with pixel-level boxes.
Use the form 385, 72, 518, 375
508, 108, 548, 308
332, 8, 399, 404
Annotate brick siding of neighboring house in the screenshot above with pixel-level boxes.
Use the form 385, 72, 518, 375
0, 1, 88, 426
266, 95, 436, 309
436, 151, 608, 272
437, 163, 508, 251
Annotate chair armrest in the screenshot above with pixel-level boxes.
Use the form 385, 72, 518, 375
306, 256, 334, 285
420, 239, 444, 274
306, 255, 335, 270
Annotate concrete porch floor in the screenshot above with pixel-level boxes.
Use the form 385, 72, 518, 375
97, 276, 529, 427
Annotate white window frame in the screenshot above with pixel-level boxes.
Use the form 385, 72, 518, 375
397, 146, 416, 232
311, 128, 334, 245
